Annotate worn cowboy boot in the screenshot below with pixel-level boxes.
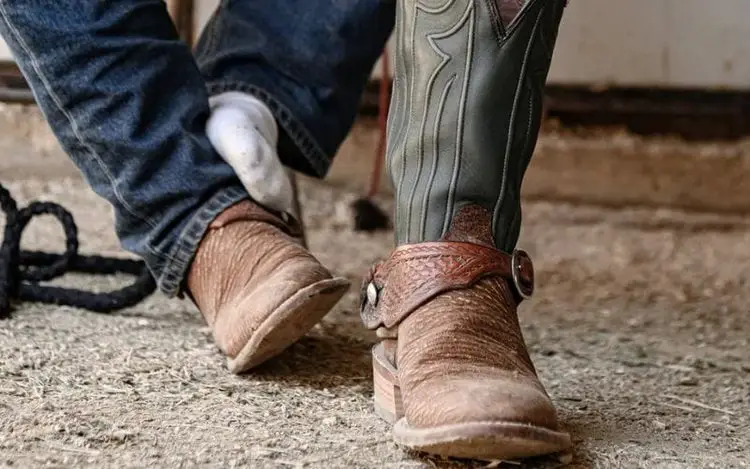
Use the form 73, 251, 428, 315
362, 206, 568, 460
361, 0, 570, 460
188, 200, 349, 373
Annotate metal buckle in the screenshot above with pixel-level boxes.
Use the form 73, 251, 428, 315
511, 250, 534, 300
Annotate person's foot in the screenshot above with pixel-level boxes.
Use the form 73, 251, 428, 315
188, 200, 349, 373
206, 92, 294, 216
360, 205, 571, 460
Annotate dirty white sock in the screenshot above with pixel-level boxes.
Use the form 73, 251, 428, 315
207, 92, 294, 216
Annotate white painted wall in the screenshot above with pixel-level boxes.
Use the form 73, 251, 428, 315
195, 0, 750, 90
2, 0, 749, 90
0, 37, 10, 61
548, 0, 750, 90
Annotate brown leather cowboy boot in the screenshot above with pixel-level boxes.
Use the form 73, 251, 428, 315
362, 206, 569, 460
188, 200, 349, 373
361, 0, 570, 460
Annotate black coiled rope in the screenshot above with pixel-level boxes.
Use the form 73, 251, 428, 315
0, 182, 156, 319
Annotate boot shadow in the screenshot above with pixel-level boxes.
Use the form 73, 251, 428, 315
245, 311, 376, 393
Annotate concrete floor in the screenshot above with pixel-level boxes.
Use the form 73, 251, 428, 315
0, 110, 748, 468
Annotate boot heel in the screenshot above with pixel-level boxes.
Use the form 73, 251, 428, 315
372, 343, 403, 424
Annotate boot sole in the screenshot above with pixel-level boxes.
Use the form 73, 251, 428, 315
372, 343, 572, 461
227, 277, 350, 373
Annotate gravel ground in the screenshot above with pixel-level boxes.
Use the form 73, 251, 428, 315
1, 167, 749, 468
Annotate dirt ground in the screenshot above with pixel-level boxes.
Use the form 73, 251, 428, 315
1, 122, 749, 468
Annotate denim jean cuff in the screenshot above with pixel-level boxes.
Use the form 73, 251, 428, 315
205, 81, 331, 179
155, 185, 248, 297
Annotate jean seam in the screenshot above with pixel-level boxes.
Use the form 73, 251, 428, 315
206, 81, 329, 177
0, 1, 159, 232
145, 241, 179, 264
156, 186, 247, 296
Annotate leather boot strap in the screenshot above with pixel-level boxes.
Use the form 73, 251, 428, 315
209, 200, 303, 239
360, 242, 534, 330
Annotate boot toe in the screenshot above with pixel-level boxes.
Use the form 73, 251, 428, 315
212, 259, 334, 358
404, 376, 560, 431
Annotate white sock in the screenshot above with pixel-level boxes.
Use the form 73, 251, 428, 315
207, 92, 294, 216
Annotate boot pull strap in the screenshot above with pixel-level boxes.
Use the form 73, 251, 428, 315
209, 200, 303, 239
360, 243, 534, 330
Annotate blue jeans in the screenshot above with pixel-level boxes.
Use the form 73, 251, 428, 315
0, 0, 394, 296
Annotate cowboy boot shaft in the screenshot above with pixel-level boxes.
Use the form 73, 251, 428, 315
387, 0, 566, 250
